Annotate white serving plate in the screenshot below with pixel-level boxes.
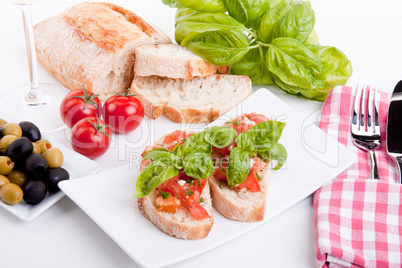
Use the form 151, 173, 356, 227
59, 88, 356, 268
0, 113, 102, 221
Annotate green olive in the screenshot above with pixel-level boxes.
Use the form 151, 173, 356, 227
42, 148, 64, 168
0, 119, 7, 128
0, 183, 23, 205
35, 139, 52, 154
0, 156, 14, 175
2, 123, 22, 138
0, 175, 10, 188
0, 135, 18, 154
32, 142, 41, 154
7, 170, 27, 188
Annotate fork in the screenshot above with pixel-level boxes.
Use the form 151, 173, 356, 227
351, 84, 381, 180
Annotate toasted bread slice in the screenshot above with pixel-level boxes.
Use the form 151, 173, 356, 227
209, 160, 271, 222
136, 131, 214, 239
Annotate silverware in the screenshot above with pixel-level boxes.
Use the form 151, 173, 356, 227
351, 84, 381, 180
386, 80, 402, 184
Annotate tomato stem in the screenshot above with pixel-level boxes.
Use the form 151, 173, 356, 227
69, 85, 100, 111
86, 116, 112, 141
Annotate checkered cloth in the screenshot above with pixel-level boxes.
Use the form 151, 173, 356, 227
314, 86, 402, 268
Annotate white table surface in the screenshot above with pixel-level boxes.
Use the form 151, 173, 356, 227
0, 0, 401, 267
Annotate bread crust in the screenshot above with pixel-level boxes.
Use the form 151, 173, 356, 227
34, 2, 171, 100
136, 131, 214, 239
209, 162, 271, 222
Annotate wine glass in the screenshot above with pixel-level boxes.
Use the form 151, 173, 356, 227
0, 0, 69, 133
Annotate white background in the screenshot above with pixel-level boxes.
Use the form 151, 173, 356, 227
0, 0, 401, 267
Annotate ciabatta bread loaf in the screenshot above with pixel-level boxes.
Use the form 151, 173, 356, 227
134, 44, 226, 79
34, 2, 171, 101
129, 74, 252, 123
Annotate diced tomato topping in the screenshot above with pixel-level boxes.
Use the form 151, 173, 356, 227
250, 157, 267, 173
155, 195, 180, 213
246, 113, 269, 124
214, 163, 228, 182
156, 176, 210, 220
234, 171, 261, 192
188, 204, 211, 220
152, 130, 188, 151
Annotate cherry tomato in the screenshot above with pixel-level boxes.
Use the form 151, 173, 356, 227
60, 86, 101, 128
102, 90, 144, 134
71, 117, 112, 159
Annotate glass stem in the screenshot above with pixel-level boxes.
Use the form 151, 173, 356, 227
21, 4, 47, 105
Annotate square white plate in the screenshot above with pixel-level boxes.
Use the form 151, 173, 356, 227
0, 113, 102, 221
59, 88, 356, 268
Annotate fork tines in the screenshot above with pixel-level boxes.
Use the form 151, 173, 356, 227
352, 84, 380, 136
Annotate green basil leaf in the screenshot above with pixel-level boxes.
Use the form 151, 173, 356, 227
177, 132, 211, 157
226, 147, 250, 186
305, 29, 320, 45
134, 162, 179, 197
175, 12, 248, 44
183, 152, 214, 179
266, 37, 324, 90
176, 0, 227, 13
306, 44, 353, 91
230, 46, 273, 85
142, 148, 183, 169
271, 0, 315, 43
270, 73, 328, 101
204, 126, 237, 148
162, 0, 181, 8
258, 1, 292, 43
247, 120, 286, 152
258, 143, 287, 170
182, 29, 250, 65
223, 0, 268, 27
236, 132, 255, 157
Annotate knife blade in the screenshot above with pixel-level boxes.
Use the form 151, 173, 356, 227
386, 80, 402, 183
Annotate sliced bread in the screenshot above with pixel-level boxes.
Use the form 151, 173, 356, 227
34, 2, 171, 101
208, 164, 271, 222
134, 44, 225, 79
137, 131, 214, 239
129, 74, 252, 123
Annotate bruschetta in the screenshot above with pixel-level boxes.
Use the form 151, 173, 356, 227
208, 113, 287, 222
134, 130, 214, 239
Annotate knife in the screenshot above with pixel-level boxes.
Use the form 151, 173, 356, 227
386, 80, 402, 183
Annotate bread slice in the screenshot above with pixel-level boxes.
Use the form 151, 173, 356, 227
134, 44, 225, 79
137, 131, 214, 239
129, 74, 252, 123
208, 163, 271, 222
34, 2, 171, 101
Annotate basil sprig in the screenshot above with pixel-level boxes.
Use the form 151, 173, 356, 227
225, 120, 287, 186
163, 0, 353, 101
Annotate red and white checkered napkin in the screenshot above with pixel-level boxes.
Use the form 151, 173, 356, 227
314, 86, 402, 268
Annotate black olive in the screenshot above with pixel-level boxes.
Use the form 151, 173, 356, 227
45, 167, 70, 193
0, 127, 3, 139
19, 121, 41, 142
6, 137, 33, 162
24, 153, 48, 180
23, 180, 47, 205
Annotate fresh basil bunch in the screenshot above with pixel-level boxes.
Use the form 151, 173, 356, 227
163, 0, 353, 101
226, 120, 287, 186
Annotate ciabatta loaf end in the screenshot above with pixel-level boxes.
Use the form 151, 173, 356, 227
134, 44, 226, 79
129, 74, 252, 123
34, 2, 171, 101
